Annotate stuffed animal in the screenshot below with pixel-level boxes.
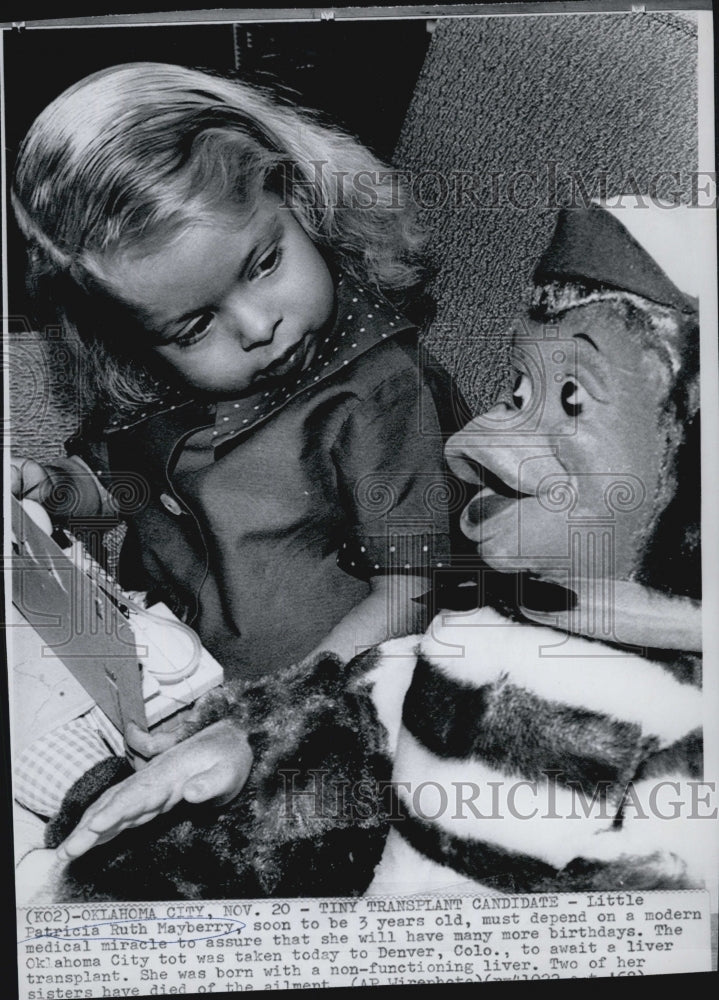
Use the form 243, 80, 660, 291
364, 202, 704, 894
45, 204, 705, 899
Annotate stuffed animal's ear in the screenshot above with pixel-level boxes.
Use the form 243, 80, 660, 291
685, 368, 700, 421
636, 406, 701, 601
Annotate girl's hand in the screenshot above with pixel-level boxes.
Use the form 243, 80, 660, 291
125, 719, 204, 759
10, 455, 52, 502
57, 718, 253, 860
124, 687, 238, 760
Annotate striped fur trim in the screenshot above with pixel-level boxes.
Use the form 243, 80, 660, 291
366, 606, 705, 893
346, 636, 422, 755
383, 791, 697, 893
403, 653, 651, 794
420, 607, 702, 746
391, 789, 560, 893
391, 728, 621, 869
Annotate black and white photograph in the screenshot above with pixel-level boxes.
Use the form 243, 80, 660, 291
4, 3, 718, 995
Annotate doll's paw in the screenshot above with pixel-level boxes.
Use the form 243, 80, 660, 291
520, 577, 702, 652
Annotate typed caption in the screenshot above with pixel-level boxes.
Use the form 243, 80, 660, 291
17, 889, 712, 997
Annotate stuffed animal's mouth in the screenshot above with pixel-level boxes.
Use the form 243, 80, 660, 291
465, 463, 532, 524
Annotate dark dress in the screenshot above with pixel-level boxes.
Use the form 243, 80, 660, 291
58, 279, 467, 681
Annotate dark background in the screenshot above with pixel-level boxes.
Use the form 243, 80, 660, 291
4, 18, 431, 316
3, 20, 430, 159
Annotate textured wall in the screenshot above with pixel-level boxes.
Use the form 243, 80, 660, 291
395, 12, 698, 412
9, 327, 83, 461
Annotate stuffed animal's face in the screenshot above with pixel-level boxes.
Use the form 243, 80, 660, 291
446, 301, 672, 584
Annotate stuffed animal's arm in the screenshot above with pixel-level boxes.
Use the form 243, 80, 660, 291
522, 578, 702, 652
51, 650, 393, 863
47, 652, 396, 900
377, 606, 706, 892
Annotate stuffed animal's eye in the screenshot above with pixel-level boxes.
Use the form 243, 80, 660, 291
512, 372, 532, 409
561, 379, 586, 417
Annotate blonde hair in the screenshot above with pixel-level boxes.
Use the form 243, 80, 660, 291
13, 62, 426, 414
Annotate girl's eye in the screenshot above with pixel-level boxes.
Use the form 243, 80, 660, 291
512, 372, 532, 410
176, 312, 214, 348
254, 246, 281, 278
561, 378, 586, 417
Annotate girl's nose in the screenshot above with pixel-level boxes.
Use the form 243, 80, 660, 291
227, 293, 278, 349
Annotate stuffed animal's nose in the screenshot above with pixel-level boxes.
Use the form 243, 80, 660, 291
446, 415, 566, 496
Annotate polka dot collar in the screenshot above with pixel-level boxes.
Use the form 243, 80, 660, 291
102, 279, 413, 439
104, 384, 196, 435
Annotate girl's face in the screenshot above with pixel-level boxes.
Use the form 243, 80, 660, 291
99, 194, 335, 396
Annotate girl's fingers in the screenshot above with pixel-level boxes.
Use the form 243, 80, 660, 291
59, 828, 106, 860
59, 752, 212, 855
104, 779, 176, 825
77, 774, 177, 835
60, 777, 178, 857
57, 725, 255, 860
97, 808, 164, 843
125, 723, 186, 758
71, 786, 132, 829
59, 807, 162, 859
10, 456, 50, 499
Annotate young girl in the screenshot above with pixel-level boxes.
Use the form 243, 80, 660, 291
11, 62, 463, 829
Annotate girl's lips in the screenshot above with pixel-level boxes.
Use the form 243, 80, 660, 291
255, 335, 309, 382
